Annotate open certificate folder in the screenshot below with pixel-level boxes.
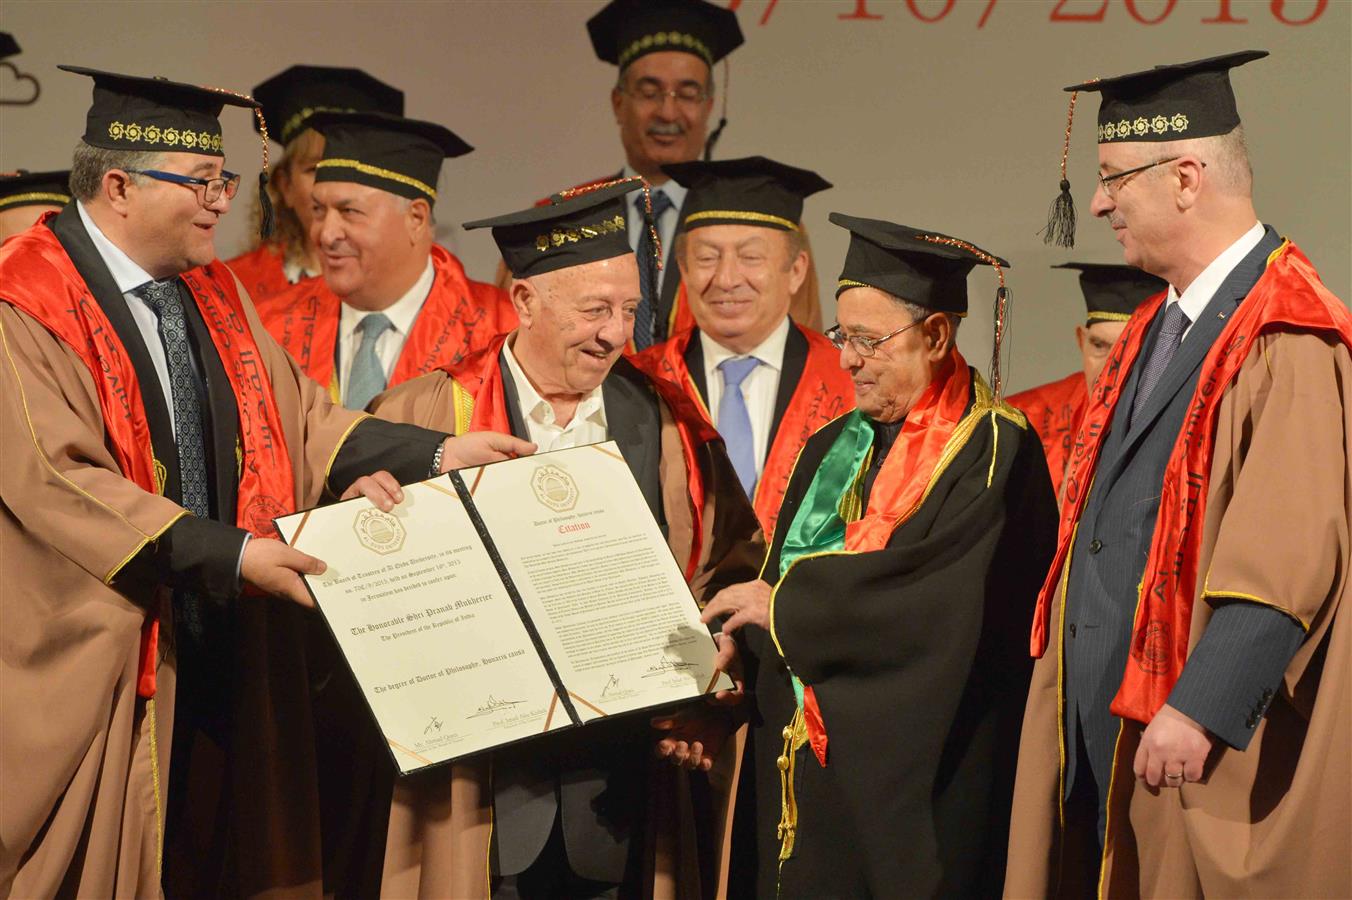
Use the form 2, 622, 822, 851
274, 441, 733, 775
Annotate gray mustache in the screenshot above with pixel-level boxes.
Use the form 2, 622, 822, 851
647, 122, 685, 136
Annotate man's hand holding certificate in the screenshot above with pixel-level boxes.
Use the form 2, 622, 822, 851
274, 441, 733, 775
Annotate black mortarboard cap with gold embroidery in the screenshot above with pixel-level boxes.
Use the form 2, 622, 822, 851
830, 213, 1009, 316
308, 111, 471, 206
663, 156, 830, 233
0, 169, 72, 211
466, 180, 643, 279
1054, 262, 1165, 325
588, 0, 743, 71
1042, 50, 1267, 248
59, 64, 260, 157
252, 66, 404, 146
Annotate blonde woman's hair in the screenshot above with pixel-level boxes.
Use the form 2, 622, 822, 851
246, 127, 324, 263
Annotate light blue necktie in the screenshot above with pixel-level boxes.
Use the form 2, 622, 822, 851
717, 356, 761, 499
345, 312, 393, 410
634, 189, 673, 350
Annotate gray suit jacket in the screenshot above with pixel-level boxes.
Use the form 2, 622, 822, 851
1063, 226, 1305, 802
490, 355, 666, 882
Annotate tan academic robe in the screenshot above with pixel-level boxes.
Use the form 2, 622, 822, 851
1005, 331, 1352, 898
368, 366, 763, 899
0, 289, 367, 899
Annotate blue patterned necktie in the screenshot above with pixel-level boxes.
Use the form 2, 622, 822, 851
345, 312, 394, 410
136, 278, 210, 639
634, 189, 673, 350
717, 356, 761, 499
1130, 301, 1190, 425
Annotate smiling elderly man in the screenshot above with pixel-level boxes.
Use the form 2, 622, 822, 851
701, 214, 1058, 899
361, 180, 760, 898
1008, 51, 1352, 898
0, 66, 528, 898
256, 110, 515, 409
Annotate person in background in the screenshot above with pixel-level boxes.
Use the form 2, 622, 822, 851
226, 65, 403, 303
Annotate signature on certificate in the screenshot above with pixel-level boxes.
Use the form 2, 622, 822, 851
467, 694, 526, 718
601, 674, 621, 697
424, 715, 443, 735
642, 656, 697, 678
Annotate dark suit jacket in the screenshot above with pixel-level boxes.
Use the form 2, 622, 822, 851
1063, 226, 1306, 805
490, 354, 668, 883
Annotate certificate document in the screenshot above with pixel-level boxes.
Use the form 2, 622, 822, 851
274, 441, 731, 775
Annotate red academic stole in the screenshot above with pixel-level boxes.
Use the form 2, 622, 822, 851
0, 217, 297, 699
225, 241, 296, 305
257, 244, 515, 394
1030, 241, 1352, 724
444, 334, 718, 580
630, 324, 854, 539
1007, 371, 1088, 499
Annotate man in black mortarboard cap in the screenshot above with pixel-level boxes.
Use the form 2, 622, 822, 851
253, 110, 514, 415
494, 1, 822, 349
227, 66, 404, 303
0, 169, 71, 242
631, 156, 852, 539
366, 179, 762, 899
1010, 51, 1352, 899
0, 65, 531, 900
699, 212, 1058, 898
1006, 263, 1165, 497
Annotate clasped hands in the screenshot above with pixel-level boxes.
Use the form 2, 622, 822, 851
652, 580, 772, 772
243, 432, 534, 608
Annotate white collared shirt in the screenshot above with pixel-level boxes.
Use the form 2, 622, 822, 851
337, 259, 435, 405
281, 257, 319, 285
623, 165, 687, 297
501, 336, 609, 452
1167, 220, 1264, 341
77, 201, 185, 437
700, 317, 791, 476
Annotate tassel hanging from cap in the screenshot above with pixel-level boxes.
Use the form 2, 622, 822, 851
554, 174, 662, 283
203, 82, 276, 239
917, 234, 1011, 400
703, 59, 731, 161
1041, 91, 1079, 248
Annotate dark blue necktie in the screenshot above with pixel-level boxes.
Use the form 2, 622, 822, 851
1130, 301, 1190, 425
634, 189, 673, 350
136, 278, 210, 639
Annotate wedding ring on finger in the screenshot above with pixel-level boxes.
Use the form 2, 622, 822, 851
1164, 771, 1185, 785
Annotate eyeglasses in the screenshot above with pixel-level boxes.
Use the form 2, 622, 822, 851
1097, 157, 1205, 199
124, 168, 241, 204
622, 79, 710, 107
826, 319, 923, 358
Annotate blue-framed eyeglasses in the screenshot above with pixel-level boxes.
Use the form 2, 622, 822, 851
124, 168, 241, 204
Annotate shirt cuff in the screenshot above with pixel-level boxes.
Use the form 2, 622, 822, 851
234, 532, 251, 595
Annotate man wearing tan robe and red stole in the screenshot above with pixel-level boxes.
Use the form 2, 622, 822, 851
1008, 50, 1352, 898
0, 67, 528, 899
1007, 263, 1164, 498
632, 157, 853, 541
256, 111, 515, 410
364, 179, 761, 898
702, 214, 1058, 898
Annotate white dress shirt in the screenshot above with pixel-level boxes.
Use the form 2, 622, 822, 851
623, 165, 687, 297
281, 257, 319, 284
700, 317, 791, 477
1168, 220, 1264, 341
77, 201, 185, 437
337, 259, 435, 406
501, 337, 609, 452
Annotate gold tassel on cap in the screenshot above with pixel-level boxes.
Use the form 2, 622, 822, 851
556, 175, 663, 284
918, 234, 1011, 401
1042, 90, 1079, 249
204, 83, 275, 239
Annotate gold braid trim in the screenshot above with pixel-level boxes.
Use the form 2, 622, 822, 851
316, 159, 437, 200
106, 121, 222, 152
776, 706, 809, 869
684, 210, 799, 231
618, 31, 713, 69
147, 697, 164, 880
1087, 311, 1133, 323
0, 191, 70, 210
